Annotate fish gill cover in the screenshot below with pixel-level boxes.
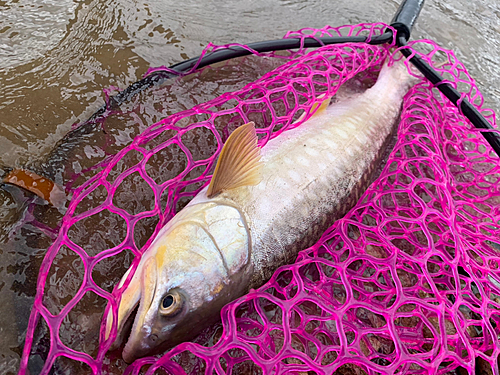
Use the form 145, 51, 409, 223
19, 23, 500, 374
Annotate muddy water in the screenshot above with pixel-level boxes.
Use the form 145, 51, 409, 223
0, 0, 499, 373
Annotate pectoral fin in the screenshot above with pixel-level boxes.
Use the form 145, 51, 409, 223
207, 122, 262, 198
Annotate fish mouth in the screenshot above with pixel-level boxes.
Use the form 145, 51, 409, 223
108, 288, 159, 364
107, 301, 138, 354
121, 327, 140, 364
121, 310, 154, 363
104, 256, 158, 362
120, 256, 158, 363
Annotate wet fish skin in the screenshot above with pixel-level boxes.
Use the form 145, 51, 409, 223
104, 56, 419, 362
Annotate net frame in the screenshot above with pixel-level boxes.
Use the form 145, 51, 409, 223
18, 22, 500, 375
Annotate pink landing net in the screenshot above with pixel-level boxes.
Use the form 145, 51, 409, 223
19, 23, 500, 375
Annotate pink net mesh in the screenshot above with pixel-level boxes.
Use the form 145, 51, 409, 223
19, 23, 500, 375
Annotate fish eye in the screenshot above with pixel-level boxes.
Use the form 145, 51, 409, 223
163, 295, 174, 308
159, 290, 182, 316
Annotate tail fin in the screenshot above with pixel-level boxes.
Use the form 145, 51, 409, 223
376, 52, 421, 94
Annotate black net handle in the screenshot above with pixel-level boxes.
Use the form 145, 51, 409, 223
390, 1, 500, 157
390, 0, 424, 41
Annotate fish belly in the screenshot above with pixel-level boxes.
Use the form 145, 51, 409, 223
235, 91, 403, 288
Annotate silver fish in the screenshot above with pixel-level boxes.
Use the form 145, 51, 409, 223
103, 55, 419, 362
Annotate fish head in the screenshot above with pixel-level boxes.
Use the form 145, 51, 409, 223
103, 202, 251, 363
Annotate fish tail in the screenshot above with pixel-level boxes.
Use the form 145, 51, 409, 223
377, 52, 421, 94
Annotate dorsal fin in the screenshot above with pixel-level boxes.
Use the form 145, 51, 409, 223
294, 93, 331, 124
312, 93, 331, 114
207, 122, 262, 198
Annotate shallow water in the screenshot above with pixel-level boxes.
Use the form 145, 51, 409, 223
0, 0, 499, 373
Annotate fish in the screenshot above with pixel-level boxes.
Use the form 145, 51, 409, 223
103, 54, 420, 363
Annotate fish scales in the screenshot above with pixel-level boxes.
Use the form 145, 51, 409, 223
104, 57, 419, 362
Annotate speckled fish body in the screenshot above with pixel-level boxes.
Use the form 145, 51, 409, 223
105, 57, 418, 362
191, 58, 417, 288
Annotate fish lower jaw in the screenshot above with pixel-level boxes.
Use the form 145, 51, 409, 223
122, 335, 154, 364
122, 345, 136, 364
